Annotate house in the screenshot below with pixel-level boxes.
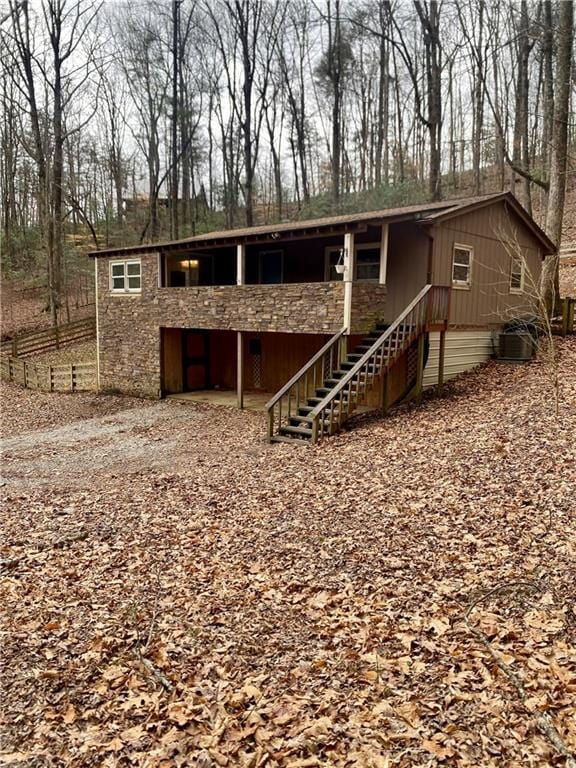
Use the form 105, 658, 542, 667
89, 192, 556, 443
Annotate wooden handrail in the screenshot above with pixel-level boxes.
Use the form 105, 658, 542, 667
308, 285, 432, 419
307, 285, 450, 441
265, 328, 345, 410
266, 328, 345, 440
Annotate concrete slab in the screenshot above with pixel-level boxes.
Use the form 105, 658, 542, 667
166, 390, 271, 411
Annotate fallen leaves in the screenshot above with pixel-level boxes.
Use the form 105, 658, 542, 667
1, 338, 575, 766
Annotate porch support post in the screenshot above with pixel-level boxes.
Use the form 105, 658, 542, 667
415, 333, 425, 402
236, 243, 245, 285
343, 231, 355, 333
381, 369, 392, 415
437, 329, 446, 395
237, 331, 244, 409
94, 258, 100, 392
379, 222, 389, 285
339, 336, 347, 366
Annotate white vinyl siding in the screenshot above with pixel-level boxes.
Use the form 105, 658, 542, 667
423, 330, 493, 388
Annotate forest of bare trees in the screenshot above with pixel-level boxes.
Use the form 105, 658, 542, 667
0, 0, 574, 320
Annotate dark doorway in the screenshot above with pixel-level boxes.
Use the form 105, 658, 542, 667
182, 330, 210, 390
259, 250, 283, 284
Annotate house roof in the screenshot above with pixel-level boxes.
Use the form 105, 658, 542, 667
89, 191, 556, 257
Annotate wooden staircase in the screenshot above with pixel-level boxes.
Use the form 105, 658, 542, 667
266, 285, 450, 444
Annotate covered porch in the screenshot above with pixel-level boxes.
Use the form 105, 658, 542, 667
160, 328, 336, 407
158, 219, 430, 329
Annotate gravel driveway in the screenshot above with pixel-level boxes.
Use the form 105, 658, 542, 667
1, 397, 269, 490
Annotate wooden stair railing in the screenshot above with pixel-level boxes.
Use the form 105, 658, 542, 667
266, 329, 346, 441
306, 284, 450, 443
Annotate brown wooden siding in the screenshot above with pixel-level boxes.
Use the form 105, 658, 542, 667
161, 328, 183, 393
161, 329, 329, 395
432, 202, 543, 327
246, 332, 330, 392
244, 226, 384, 284
384, 223, 429, 320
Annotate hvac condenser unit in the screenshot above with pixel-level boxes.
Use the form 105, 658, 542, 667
497, 331, 535, 361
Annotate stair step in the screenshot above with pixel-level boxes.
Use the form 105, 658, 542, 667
343, 360, 379, 367
307, 395, 350, 406
271, 435, 309, 445
324, 377, 346, 386
289, 415, 313, 424
316, 385, 360, 396
291, 412, 342, 424
279, 425, 312, 437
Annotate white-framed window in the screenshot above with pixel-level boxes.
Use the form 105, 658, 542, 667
110, 259, 141, 293
325, 247, 345, 281
510, 254, 524, 293
452, 244, 473, 288
324, 242, 381, 282
355, 244, 380, 282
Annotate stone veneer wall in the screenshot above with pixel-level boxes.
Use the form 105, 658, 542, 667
350, 284, 389, 334
96, 251, 375, 397
96, 252, 391, 396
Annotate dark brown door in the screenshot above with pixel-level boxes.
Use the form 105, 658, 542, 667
182, 330, 210, 391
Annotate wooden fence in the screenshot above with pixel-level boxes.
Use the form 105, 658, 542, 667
554, 297, 575, 337
0, 357, 96, 392
1, 317, 96, 358
1, 317, 97, 392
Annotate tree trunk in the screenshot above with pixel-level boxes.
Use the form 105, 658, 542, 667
415, 0, 442, 200
472, 0, 485, 195
542, 0, 574, 310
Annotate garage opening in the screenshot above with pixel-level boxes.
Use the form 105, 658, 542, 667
160, 328, 331, 408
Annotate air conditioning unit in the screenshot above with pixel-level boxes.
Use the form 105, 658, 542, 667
497, 331, 535, 361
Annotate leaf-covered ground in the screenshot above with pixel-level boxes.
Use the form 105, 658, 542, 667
1, 340, 575, 768
29, 341, 96, 367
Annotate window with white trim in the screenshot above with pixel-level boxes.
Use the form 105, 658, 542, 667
324, 242, 381, 282
452, 245, 473, 288
325, 247, 345, 281
355, 245, 380, 282
110, 259, 141, 293
510, 254, 524, 293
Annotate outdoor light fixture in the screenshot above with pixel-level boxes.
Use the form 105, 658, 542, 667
270, 232, 281, 240
335, 248, 347, 274
180, 259, 199, 269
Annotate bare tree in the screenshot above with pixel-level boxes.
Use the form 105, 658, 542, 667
542, 0, 574, 311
